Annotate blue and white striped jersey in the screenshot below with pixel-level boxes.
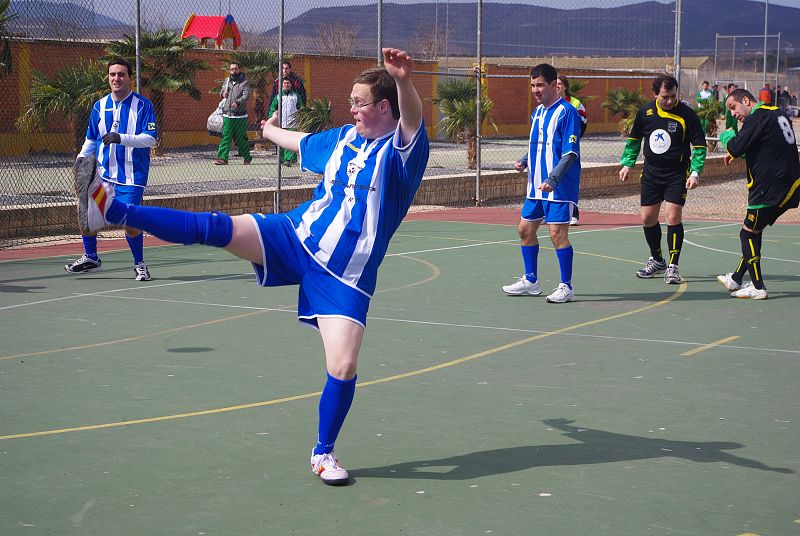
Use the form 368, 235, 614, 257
83, 91, 157, 187
527, 97, 581, 202
290, 121, 429, 297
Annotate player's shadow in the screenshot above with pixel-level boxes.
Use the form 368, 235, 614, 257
352, 418, 793, 480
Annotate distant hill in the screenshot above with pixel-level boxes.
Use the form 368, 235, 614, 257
262, 1, 800, 58
8, 0, 133, 39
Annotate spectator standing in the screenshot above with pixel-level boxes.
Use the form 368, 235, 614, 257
214, 62, 252, 166
723, 83, 739, 133
271, 60, 307, 108
696, 80, 713, 134
268, 77, 305, 165
759, 82, 773, 106
556, 75, 587, 225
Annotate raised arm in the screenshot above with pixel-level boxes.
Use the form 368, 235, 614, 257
261, 111, 307, 153
382, 48, 423, 146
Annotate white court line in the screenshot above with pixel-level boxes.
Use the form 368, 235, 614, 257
103, 294, 800, 356
0, 274, 245, 312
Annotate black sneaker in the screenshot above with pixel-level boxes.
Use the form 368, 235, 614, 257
635, 257, 667, 279
65, 254, 102, 274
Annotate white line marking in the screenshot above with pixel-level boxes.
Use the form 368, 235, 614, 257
99, 294, 800, 356
684, 239, 800, 264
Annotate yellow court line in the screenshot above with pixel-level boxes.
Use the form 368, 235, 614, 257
681, 335, 740, 357
0, 283, 686, 441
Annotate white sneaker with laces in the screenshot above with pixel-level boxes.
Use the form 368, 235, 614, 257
64, 253, 102, 274
716, 273, 742, 291
502, 276, 541, 296
77, 165, 115, 234
569, 217, 579, 226
664, 264, 682, 284
730, 282, 768, 300
134, 262, 151, 281
310, 451, 349, 486
546, 283, 575, 303
635, 257, 667, 279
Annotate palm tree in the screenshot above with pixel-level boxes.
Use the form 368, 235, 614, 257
602, 87, 646, 136
105, 30, 207, 155
0, 0, 17, 75
229, 48, 282, 124
295, 98, 332, 134
695, 97, 724, 151
435, 78, 495, 169
16, 59, 108, 155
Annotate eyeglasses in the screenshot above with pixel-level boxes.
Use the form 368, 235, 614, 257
348, 98, 383, 111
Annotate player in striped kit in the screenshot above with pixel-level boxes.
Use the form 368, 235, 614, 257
503, 63, 582, 303
65, 59, 157, 281
75, 48, 429, 486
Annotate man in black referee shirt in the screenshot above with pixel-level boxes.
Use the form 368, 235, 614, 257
619, 75, 707, 284
717, 88, 800, 299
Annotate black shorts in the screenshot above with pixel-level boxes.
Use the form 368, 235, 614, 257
744, 189, 800, 231
641, 168, 688, 207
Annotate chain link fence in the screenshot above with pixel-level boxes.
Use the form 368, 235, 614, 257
1, 0, 796, 247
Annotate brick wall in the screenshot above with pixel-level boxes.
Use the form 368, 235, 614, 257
0, 158, 745, 240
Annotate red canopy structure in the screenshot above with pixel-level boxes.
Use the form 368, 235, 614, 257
181, 13, 241, 49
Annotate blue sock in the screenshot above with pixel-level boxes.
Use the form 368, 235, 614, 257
521, 245, 539, 282
126, 233, 144, 264
314, 373, 356, 455
81, 236, 98, 260
106, 200, 232, 247
556, 245, 574, 288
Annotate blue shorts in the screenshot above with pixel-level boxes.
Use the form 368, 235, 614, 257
112, 183, 145, 205
247, 213, 370, 330
521, 198, 574, 224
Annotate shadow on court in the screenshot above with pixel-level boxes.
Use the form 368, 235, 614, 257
353, 418, 793, 480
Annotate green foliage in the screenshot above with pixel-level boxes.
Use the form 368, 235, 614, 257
295, 98, 332, 134
602, 87, 647, 136
0, 0, 17, 75
695, 98, 724, 133
434, 77, 496, 169
105, 30, 207, 154
16, 59, 108, 154
434, 77, 478, 104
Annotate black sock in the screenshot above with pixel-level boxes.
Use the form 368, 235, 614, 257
643, 224, 663, 262
740, 228, 765, 289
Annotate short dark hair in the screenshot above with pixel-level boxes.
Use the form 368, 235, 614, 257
229, 61, 241, 68
107, 58, 132, 77
281, 76, 291, 82
727, 83, 736, 90
353, 67, 399, 119
653, 75, 678, 94
702, 80, 709, 85
728, 88, 755, 103
558, 75, 571, 97
282, 61, 292, 68
530, 63, 557, 83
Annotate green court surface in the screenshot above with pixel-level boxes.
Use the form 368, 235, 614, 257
1, 215, 798, 536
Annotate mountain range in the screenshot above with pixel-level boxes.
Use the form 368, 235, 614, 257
7, 0, 800, 60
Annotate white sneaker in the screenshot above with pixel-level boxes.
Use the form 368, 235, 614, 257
134, 262, 151, 281
546, 283, 575, 303
502, 276, 541, 296
664, 264, 682, 284
77, 164, 115, 234
730, 282, 768, 300
569, 217, 579, 226
716, 273, 742, 291
310, 451, 349, 486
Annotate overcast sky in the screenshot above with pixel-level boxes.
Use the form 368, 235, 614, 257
97, 0, 800, 34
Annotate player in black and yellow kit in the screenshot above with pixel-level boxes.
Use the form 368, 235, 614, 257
619, 75, 707, 284
717, 89, 800, 300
